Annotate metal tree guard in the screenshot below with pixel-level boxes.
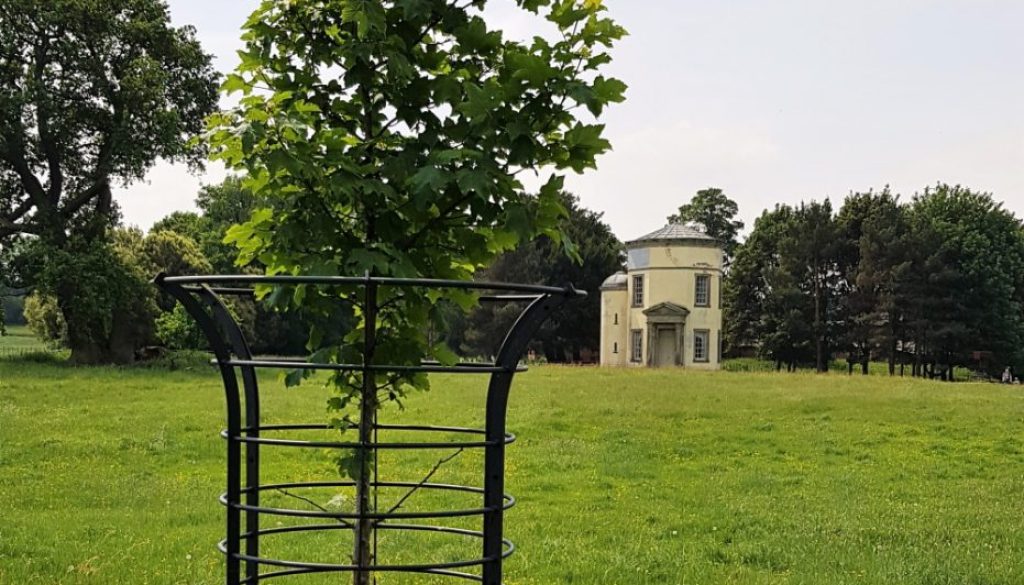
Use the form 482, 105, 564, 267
155, 274, 583, 584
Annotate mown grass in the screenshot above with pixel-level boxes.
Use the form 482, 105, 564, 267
0, 325, 46, 351
1, 362, 1023, 584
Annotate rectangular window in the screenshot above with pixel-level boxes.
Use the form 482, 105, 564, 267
630, 329, 643, 363
695, 274, 711, 307
631, 275, 644, 307
613, 342, 618, 354
694, 329, 710, 362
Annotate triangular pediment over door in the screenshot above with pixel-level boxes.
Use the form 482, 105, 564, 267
642, 302, 690, 321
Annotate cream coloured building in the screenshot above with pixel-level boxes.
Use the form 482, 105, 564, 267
600, 224, 724, 368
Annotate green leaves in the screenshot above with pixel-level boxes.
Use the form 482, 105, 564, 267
207, 0, 627, 485
508, 52, 558, 86
560, 123, 612, 172
587, 76, 628, 115
341, 0, 386, 39
221, 74, 251, 96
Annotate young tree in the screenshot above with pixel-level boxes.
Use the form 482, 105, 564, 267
210, 1, 626, 581
0, 0, 218, 362
668, 187, 744, 258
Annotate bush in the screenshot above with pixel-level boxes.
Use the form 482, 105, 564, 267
154, 303, 207, 350
23, 292, 68, 348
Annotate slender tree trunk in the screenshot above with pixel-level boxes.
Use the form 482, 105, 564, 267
888, 338, 897, 376
861, 358, 869, 376
353, 280, 378, 585
814, 274, 825, 373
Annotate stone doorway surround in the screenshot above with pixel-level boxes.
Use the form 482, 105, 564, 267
642, 302, 690, 366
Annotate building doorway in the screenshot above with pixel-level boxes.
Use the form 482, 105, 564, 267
654, 326, 678, 367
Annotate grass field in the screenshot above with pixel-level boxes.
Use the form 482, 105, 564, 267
1, 361, 1023, 584
0, 325, 48, 356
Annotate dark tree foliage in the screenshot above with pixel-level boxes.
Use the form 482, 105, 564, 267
899, 186, 1024, 378
835, 189, 906, 375
723, 206, 786, 357
0, 0, 219, 363
22, 227, 212, 360
726, 185, 1024, 379
782, 200, 840, 372
151, 177, 312, 355
460, 193, 623, 361
668, 187, 744, 259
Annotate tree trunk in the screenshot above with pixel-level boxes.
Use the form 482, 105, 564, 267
58, 284, 105, 365
814, 276, 826, 373
888, 339, 897, 376
861, 358, 869, 376
353, 280, 378, 585
58, 276, 138, 365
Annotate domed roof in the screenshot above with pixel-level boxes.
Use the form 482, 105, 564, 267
626, 223, 718, 248
600, 271, 628, 290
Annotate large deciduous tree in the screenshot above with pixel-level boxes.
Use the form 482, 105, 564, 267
0, 0, 218, 362
210, 1, 626, 581
668, 187, 744, 259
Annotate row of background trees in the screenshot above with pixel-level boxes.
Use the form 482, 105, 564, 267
7, 171, 1024, 377
1, 0, 1019, 373
720, 185, 1024, 379
4, 173, 626, 363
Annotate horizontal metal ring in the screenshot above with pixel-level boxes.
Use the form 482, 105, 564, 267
221, 481, 515, 520
237, 566, 486, 584
158, 273, 585, 298
220, 523, 514, 572
222, 423, 515, 450
214, 358, 526, 374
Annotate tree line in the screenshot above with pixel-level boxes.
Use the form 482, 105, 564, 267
721, 184, 1024, 379
5, 173, 624, 362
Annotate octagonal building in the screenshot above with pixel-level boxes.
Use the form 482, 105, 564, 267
600, 224, 724, 368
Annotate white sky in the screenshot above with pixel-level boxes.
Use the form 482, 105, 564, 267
117, 0, 1024, 241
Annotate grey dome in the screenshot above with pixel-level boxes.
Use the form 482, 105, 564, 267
627, 224, 718, 248
600, 271, 628, 290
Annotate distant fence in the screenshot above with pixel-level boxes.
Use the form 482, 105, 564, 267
0, 346, 62, 360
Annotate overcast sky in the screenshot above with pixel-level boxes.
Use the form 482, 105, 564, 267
117, 0, 1024, 241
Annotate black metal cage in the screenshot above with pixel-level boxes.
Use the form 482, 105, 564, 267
155, 274, 582, 584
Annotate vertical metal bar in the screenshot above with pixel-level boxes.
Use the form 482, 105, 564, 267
482, 292, 571, 585
156, 277, 244, 585
199, 286, 261, 583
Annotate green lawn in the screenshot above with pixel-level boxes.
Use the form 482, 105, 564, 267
1, 361, 1023, 584
0, 325, 47, 354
